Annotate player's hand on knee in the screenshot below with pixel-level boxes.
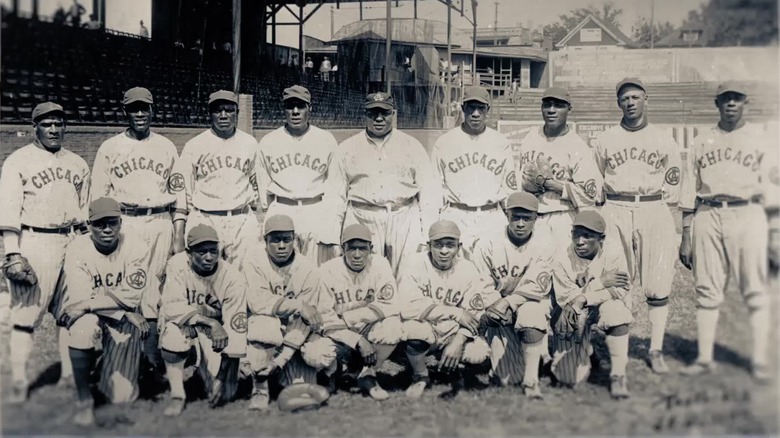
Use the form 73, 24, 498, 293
356, 337, 377, 367
208, 323, 229, 352
58, 302, 89, 328
600, 270, 630, 289
125, 312, 150, 339
438, 336, 465, 373
300, 304, 323, 331
3, 254, 38, 285
485, 298, 512, 326
458, 309, 480, 335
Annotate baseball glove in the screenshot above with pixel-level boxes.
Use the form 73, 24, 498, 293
553, 303, 586, 343
3, 254, 38, 285
521, 155, 554, 194
277, 383, 330, 413
483, 299, 513, 327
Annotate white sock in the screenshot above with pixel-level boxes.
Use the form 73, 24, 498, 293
606, 334, 629, 376
10, 330, 33, 383
59, 327, 73, 378
165, 361, 186, 399
749, 306, 770, 367
406, 350, 429, 377
521, 340, 542, 385
696, 308, 719, 364
253, 377, 269, 396
648, 305, 669, 352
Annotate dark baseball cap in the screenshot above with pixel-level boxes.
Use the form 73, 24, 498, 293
716, 81, 747, 97
429, 220, 461, 241
505, 191, 539, 212
208, 90, 238, 106
463, 86, 490, 104
89, 197, 121, 221
616, 77, 646, 96
122, 87, 154, 105
187, 224, 219, 247
282, 85, 311, 104
32, 102, 65, 123
542, 87, 571, 105
264, 215, 295, 235
341, 223, 372, 245
365, 92, 394, 110
572, 210, 606, 234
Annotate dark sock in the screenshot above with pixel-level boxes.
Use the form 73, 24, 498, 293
69, 347, 95, 402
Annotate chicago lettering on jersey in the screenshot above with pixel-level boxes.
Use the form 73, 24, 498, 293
490, 264, 528, 283
421, 284, 464, 307
92, 271, 124, 289
112, 156, 172, 180
186, 288, 207, 306
271, 284, 297, 299
520, 151, 568, 180
698, 147, 763, 171
266, 153, 327, 174
444, 152, 505, 175
195, 155, 253, 179
31, 166, 83, 190
606, 147, 667, 170
331, 287, 375, 306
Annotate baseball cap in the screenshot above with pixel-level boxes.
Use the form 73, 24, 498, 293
463, 86, 490, 104
616, 77, 646, 96
122, 87, 154, 105
264, 215, 295, 235
32, 102, 65, 123
282, 85, 311, 104
429, 220, 461, 241
716, 81, 747, 97
572, 210, 606, 234
505, 191, 539, 212
365, 92, 394, 110
187, 224, 219, 247
208, 90, 238, 106
341, 224, 372, 245
89, 197, 121, 221
542, 87, 571, 105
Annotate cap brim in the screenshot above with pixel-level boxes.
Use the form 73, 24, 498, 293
123, 97, 154, 105
341, 237, 372, 245
572, 223, 605, 234
209, 98, 238, 105
542, 95, 570, 104
188, 237, 219, 247
429, 233, 460, 241
34, 110, 65, 121
283, 95, 311, 104
89, 211, 121, 222
717, 89, 747, 96
463, 97, 489, 104
365, 102, 393, 109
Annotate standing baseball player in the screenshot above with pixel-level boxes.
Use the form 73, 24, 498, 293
323, 92, 441, 277
399, 220, 500, 399
593, 77, 681, 374
243, 214, 337, 411
158, 224, 248, 416
518, 87, 602, 251
550, 210, 633, 399
317, 224, 403, 400
89, 86, 178, 389
257, 85, 340, 265
678, 83, 771, 381
431, 86, 516, 256
56, 198, 149, 425
471, 192, 554, 398
170, 90, 262, 267
0, 102, 90, 403
765, 122, 780, 278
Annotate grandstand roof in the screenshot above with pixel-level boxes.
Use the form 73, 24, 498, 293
331, 18, 472, 48
452, 46, 546, 62
556, 14, 635, 48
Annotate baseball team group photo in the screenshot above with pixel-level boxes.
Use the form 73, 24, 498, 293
0, 0, 778, 436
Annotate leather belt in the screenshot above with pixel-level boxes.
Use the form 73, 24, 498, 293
197, 205, 250, 217
349, 197, 414, 212
449, 201, 500, 212
606, 193, 663, 203
21, 224, 76, 235
120, 204, 173, 217
273, 194, 323, 206
698, 196, 762, 209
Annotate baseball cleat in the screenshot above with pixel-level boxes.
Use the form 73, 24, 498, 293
163, 398, 186, 417
404, 374, 430, 399
522, 381, 544, 400
648, 350, 669, 374
8, 380, 28, 404
358, 376, 389, 401
72, 400, 95, 426
56, 376, 76, 390
752, 363, 772, 383
680, 361, 717, 376
609, 375, 630, 400
249, 392, 270, 411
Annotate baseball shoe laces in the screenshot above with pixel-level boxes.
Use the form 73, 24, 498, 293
609, 375, 630, 400
648, 350, 670, 374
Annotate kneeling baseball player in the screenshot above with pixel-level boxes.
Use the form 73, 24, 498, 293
243, 215, 336, 411
56, 198, 149, 426
158, 224, 248, 416
550, 211, 633, 399
399, 220, 500, 400
317, 224, 403, 400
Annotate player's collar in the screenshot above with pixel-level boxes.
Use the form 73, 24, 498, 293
620, 116, 648, 132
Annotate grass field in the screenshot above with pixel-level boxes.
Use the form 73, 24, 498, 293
1, 258, 778, 436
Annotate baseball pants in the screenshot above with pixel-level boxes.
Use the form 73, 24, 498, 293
402, 319, 492, 365
68, 313, 143, 403
344, 202, 424, 277
601, 200, 678, 303
186, 209, 262, 270
264, 200, 338, 266
534, 210, 576, 253
438, 205, 508, 257
485, 300, 549, 386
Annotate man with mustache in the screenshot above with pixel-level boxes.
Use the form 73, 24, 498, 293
0, 101, 91, 403
89, 87, 178, 392
592, 77, 681, 375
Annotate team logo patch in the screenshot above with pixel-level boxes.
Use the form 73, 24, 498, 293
506, 170, 518, 190
664, 167, 680, 186
249, 173, 258, 191
536, 271, 551, 291
378, 284, 395, 301
583, 179, 597, 199
469, 294, 485, 311
168, 173, 185, 192
74, 179, 83, 193
230, 312, 248, 333
127, 269, 147, 290
157, 272, 167, 286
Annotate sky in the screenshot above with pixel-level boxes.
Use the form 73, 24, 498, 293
3, 0, 704, 45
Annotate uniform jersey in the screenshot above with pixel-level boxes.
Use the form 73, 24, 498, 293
172, 129, 260, 220
518, 126, 602, 213
89, 131, 178, 208
593, 124, 681, 204
60, 233, 147, 319
551, 244, 631, 308
680, 123, 768, 212
431, 126, 515, 207
244, 251, 327, 316
160, 253, 248, 358
0, 143, 90, 232
256, 125, 338, 210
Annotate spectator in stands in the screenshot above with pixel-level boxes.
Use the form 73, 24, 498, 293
52, 6, 68, 25
67, 0, 86, 27
320, 56, 332, 82
305, 57, 314, 76
174, 39, 185, 49
222, 41, 232, 54
139, 20, 149, 38
83, 14, 101, 30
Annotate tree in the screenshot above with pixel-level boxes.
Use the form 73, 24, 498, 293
632, 18, 675, 48
542, 2, 623, 47
699, 0, 778, 46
